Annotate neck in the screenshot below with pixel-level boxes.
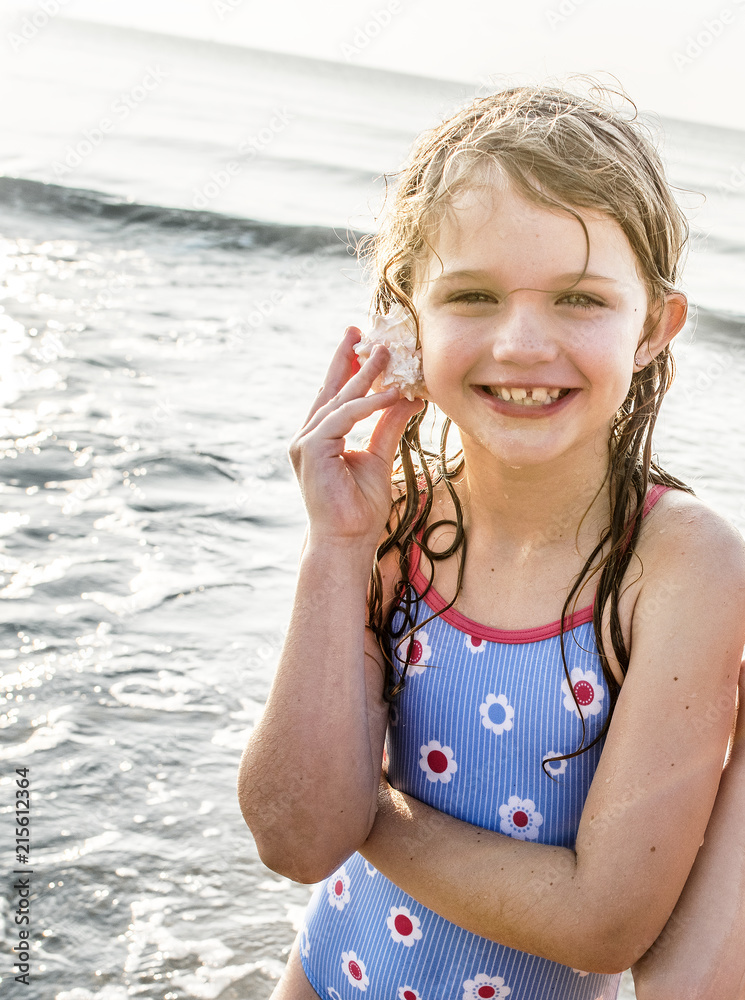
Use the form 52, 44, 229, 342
455, 441, 612, 555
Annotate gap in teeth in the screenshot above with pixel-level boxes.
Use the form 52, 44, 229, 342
488, 386, 566, 404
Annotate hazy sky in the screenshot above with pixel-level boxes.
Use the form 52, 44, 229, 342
7, 0, 745, 131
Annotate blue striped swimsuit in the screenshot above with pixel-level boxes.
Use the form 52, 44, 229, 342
299, 489, 667, 1000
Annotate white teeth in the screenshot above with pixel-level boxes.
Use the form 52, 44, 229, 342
531, 387, 548, 403
500, 387, 511, 401
511, 387, 527, 400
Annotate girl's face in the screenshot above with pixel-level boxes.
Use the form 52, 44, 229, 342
413, 178, 657, 474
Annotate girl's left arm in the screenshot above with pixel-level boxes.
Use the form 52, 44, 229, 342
360, 500, 745, 975
631, 665, 745, 1000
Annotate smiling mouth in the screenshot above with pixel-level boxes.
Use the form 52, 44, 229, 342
481, 386, 572, 406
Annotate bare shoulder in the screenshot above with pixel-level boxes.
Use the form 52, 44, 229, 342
639, 489, 745, 587
630, 490, 745, 685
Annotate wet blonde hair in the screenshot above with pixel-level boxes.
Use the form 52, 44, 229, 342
371, 81, 688, 324
364, 81, 692, 770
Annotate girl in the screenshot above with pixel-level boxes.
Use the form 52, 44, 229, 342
239, 84, 745, 1000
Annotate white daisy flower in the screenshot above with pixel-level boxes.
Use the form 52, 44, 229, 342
542, 751, 568, 777
571, 968, 590, 977
341, 951, 369, 991
419, 739, 457, 783
561, 668, 604, 718
397, 630, 432, 675
479, 693, 514, 736
498, 796, 543, 841
299, 924, 310, 959
464, 634, 486, 654
327, 989, 343, 1000
398, 988, 425, 1000
364, 859, 377, 878
461, 972, 511, 999
326, 866, 351, 911
386, 905, 423, 947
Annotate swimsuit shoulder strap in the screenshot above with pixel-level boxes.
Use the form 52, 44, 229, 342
642, 483, 672, 518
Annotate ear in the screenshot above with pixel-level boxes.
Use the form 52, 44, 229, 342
636, 291, 688, 364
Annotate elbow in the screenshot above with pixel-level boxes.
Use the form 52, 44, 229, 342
237, 778, 366, 885
251, 833, 334, 885
239, 795, 335, 883
249, 825, 357, 885
237, 783, 322, 883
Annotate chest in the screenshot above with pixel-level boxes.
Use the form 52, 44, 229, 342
386, 605, 612, 847
417, 538, 637, 688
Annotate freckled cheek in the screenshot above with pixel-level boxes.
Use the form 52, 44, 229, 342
420, 331, 475, 390
572, 324, 636, 372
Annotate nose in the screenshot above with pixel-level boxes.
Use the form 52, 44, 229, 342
489, 289, 560, 367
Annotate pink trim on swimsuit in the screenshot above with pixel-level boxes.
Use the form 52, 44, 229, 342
408, 483, 671, 644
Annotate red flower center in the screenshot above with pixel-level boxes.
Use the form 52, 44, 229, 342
334, 880, 343, 896
403, 992, 417, 1000
409, 639, 423, 664
349, 960, 362, 981
427, 750, 448, 773
573, 680, 594, 706
512, 810, 529, 828
394, 914, 413, 936
478, 988, 496, 998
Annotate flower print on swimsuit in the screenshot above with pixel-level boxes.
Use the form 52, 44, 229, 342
398, 987, 425, 1000
479, 693, 514, 736
461, 972, 512, 1000
386, 904, 423, 946
341, 951, 370, 991
561, 667, 605, 718
326, 866, 351, 911
542, 751, 568, 777
419, 739, 458, 783
395, 629, 432, 675
465, 634, 486, 654
498, 795, 544, 841
299, 924, 311, 960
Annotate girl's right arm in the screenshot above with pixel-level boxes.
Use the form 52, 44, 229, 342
237, 329, 422, 884
632, 664, 745, 1000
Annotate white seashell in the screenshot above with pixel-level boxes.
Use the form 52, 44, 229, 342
353, 308, 427, 402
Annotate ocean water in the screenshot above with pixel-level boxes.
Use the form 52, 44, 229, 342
0, 17, 744, 1000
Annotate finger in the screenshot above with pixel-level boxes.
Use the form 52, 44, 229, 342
303, 345, 391, 434
301, 385, 401, 450
367, 397, 425, 468
304, 327, 363, 423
